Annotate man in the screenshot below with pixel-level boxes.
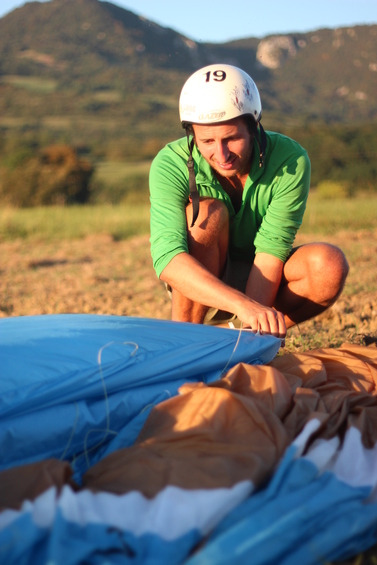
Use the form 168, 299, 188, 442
149, 64, 348, 339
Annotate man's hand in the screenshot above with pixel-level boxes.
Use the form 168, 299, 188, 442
162, 252, 287, 339
235, 300, 286, 339
241, 253, 286, 339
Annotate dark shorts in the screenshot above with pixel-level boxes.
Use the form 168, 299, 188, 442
165, 255, 253, 328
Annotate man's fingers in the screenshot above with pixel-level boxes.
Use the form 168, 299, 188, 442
248, 310, 286, 338
276, 310, 287, 338
239, 304, 286, 338
257, 310, 279, 336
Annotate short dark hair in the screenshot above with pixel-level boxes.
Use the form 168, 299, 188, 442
242, 115, 258, 136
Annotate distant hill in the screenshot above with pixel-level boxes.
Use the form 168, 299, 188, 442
0, 0, 376, 164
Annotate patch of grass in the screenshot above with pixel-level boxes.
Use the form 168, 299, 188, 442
92, 90, 122, 103
315, 180, 352, 199
0, 75, 58, 94
301, 193, 377, 234
93, 161, 151, 183
0, 203, 150, 242
139, 93, 178, 109
1, 193, 376, 243
91, 162, 151, 204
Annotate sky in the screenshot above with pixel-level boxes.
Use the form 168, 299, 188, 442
1, 0, 377, 43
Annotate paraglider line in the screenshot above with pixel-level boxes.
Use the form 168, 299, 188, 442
219, 324, 244, 377
82, 341, 139, 469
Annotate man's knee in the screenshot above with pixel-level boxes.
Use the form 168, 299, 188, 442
303, 243, 349, 302
284, 242, 349, 305
186, 198, 229, 246
311, 243, 348, 280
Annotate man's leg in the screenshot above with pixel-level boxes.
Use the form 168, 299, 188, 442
274, 242, 349, 328
171, 198, 229, 323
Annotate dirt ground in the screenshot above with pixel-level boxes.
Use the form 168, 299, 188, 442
1, 230, 377, 564
1, 229, 376, 353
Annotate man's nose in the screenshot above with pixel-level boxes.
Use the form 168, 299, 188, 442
215, 141, 230, 163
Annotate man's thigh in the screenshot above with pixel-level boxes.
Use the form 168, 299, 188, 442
203, 256, 252, 326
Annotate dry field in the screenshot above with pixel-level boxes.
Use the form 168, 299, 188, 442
1, 228, 376, 352
1, 227, 377, 564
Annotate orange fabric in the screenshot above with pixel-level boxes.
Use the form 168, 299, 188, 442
84, 379, 291, 496
0, 459, 76, 511
84, 345, 377, 497
272, 344, 377, 444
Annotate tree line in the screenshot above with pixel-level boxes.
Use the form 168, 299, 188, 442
0, 121, 375, 206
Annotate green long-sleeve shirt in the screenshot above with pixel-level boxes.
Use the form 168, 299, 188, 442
149, 131, 311, 278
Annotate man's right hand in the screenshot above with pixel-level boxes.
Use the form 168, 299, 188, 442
235, 300, 286, 339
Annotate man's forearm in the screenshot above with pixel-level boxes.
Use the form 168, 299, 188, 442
161, 252, 286, 336
245, 253, 284, 307
161, 252, 247, 315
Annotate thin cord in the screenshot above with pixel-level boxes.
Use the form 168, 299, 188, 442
219, 323, 244, 377
82, 341, 139, 469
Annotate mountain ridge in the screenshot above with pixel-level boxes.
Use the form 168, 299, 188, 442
0, 0, 376, 173
0, 0, 376, 120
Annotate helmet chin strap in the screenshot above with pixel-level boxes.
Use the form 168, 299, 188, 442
185, 121, 266, 227
251, 121, 267, 168
186, 129, 200, 227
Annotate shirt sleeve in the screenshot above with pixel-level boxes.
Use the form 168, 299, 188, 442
253, 148, 311, 262
149, 145, 190, 278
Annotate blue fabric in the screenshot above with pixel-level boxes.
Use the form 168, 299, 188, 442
2, 315, 377, 565
0, 500, 202, 565
3, 447, 377, 565
187, 445, 377, 565
0, 314, 280, 479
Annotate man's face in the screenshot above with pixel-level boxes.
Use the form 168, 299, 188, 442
192, 117, 254, 180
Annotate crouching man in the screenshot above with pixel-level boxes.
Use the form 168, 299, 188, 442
149, 64, 348, 340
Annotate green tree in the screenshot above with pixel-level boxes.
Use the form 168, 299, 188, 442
0, 145, 93, 206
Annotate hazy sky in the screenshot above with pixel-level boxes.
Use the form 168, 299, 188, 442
1, 0, 377, 42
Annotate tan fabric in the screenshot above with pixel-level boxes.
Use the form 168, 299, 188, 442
0, 459, 76, 511
83, 344, 377, 498
84, 374, 291, 496
272, 344, 377, 445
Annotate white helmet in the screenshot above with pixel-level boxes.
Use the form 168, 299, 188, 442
180, 64, 265, 228
179, 64, 262, 126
